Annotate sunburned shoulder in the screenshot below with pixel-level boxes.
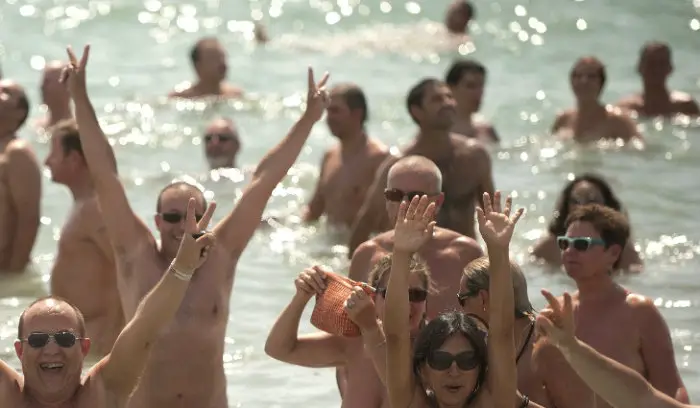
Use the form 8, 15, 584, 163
370, 230, 395, 250
450, 133, 489, 156
5, 139, 35, 155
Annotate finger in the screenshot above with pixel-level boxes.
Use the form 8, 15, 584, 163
297, 279, 315, 295
352, 286, 366, 299
563, 292, 574, 322
66, 46, 78, 66
511, 207, 525, 224
312, 270, 326, 289
317, 72, 330, 89
482, 192, 493, 214
312, 265, 328, 279
424, 202, 437, 221
415, 195, 430, 221
493, 191, 502, 213
426, 221, 436, 237
535, 315, 556, 336
406, 195, 420, 220
503, 195, 512, 217
307, 67, 315, 93
305, 275, 323, 294
184, 198, 197, 232
361, 282, 376, 295
540, 289, 562, 312
195, 233, 216, 249
59, 67, 69, 84
80, 44, 90, 68
475, 207, 486, 227
197, 201, 217, 231
397, 199, 409, 224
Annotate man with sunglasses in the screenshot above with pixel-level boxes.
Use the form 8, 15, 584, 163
202, 117, 241, 169
348, 77, 494, 256
531, 204, 687, 408
63, 43, 330, 408
349, 155, 483, 319
0, 198, 215, 408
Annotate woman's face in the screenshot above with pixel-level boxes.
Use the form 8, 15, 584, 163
568, 181, 606, 209
375, 272, 427, 332
421, 334, 480, 405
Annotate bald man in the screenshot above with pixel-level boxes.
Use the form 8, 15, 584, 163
304, 83, 389, 228
0, 218, 216, 408
202, 118, 241, 169
169, 37, 243, 99
38, 61, 73, 128
444, 0, 475, 34
617, 42, 700, 118
0, 79, 42, 272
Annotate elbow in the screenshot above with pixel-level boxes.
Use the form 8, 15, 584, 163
264, 337, 293, 362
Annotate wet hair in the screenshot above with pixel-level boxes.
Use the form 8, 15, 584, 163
18, 296, 86, 339
51, 119, 84, 158
413, 311, 488, 405
367, 253, 434, 292
570, 56, 607, 90
548, 173, 624, 237
189, 37, 219, 66
461, 256, 535, 318
17, 90, 30, 130
445, 59, 486, 86
333, 83, 369, 124
155, 181, 208, 213
406, 78, 444, 124
565, 204, 630, 252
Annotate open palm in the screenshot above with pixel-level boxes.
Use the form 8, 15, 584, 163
394, 195, 436, 253
477, 191, 524, 249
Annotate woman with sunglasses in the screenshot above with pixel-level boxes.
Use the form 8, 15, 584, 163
379, 192, 536, 408
264, 254, 431, 408
530, 173, 642, 272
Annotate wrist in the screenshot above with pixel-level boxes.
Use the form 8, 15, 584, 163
392, 249, 415, 258
359, 319, 381, 334
170, 260, 194, 281
293, 290, 313, 302
557, 336, 579, 355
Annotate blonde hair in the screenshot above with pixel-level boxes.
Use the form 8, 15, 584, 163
461, 256, 534, 316
367, 253, 435, 292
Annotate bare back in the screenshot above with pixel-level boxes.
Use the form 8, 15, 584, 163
342, 339, 387, 408
50, 197, 124, 357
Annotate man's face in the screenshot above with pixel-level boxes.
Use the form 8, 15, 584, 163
0, 79, 27, 133
15, 300, 89, 403
155, 186, 206, 257
638, 47, 672, 81
325, 91, 358, 139
194, 41, 228, 82
385, 169, 443, 225
412, 83, 457, 130
44, 131, 81, 185
561, 220, 619, 280
570, 60, 604, 101
450, 71, 485, 114
203, 119, 240, 169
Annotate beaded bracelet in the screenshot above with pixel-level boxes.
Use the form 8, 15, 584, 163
170, 262, 194, 281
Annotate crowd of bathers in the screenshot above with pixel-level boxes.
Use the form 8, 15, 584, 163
1, 1, 699, 407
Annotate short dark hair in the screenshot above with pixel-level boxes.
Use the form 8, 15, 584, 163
334, 84, 369, 123
17, 91, 30, 130
457, 1, 475, 19
156, 181, 208, 213
570, 56, 607, 90
406, 78, 443, 124
445, 59, 486, 86
18, 296, 86, 339
51, 119, 84, 158
565, 204, 630, 250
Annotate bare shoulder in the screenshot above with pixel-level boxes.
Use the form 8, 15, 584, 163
6, 139, 38, 159
370, 230, 394, 251
451, 134, 489, 157
616, 94, 642, 109
670, 91, 697, 104
0, 359, 21, 386
625, 292, 659, 314
670, 91, 700, 114
222, 83, 244, 98
436, 228, 482, 256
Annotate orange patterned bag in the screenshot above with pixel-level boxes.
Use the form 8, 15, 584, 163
310, 271, 374, 337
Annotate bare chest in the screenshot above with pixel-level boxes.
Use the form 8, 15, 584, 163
575, 305, 643, 371
321, 154, 376, 204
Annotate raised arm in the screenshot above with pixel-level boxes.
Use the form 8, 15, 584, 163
264, 266, 349, 368
477, 192, 523, 408
5, 141, 41, 271
63, 45, 150, 255
384, 195, 436, 408
302, 151, 330, 223
537, 290, 691, 408
94, 198, 216, 398
213, 68, 329, 258
345, 289, 389, 385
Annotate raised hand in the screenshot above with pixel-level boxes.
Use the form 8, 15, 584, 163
173, 198, 217, 273
394, 195, 436, 253
345, 285, 378, 331
476, 191, 524, 249
294, 265, 328, 299
303, 67, 330, 123
536, 290, 576, 348
60, 45, 90, 97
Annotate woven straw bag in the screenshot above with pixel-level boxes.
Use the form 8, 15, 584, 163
310, 271, 374, 337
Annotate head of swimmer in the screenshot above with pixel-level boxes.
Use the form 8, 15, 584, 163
190, 37, 228, 84
407, 78, 456, 130
0, 79, 30, 136
569, 57, 606, 103
458, 256, 535, 323
444, 1, 475, 34
384, 156, 444, 225
413, 311, 487, 405
445, 59, 486, 115
41, 61, 70, 109
44, 120, 88, 186
325, 83, 368, 140
203, 118, 240, 169
367, 253, 430, 331
15, 296, 90, 404
155, 182, 208, 259
637, 42, 673, 85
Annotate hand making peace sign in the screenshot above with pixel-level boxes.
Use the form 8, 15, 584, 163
173, 198, 217, 273
303, 67, 330, 123
61, 45, 90, 97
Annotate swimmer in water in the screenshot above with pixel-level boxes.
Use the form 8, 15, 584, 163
202, 117, 241, 170
444, 0, 475, 35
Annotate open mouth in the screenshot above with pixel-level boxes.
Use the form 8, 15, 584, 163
40, 362, 64, 372
445, 385, 463, 393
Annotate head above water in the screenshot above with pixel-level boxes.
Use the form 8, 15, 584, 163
367, 253, 433, 330
444, 1, 475, 34
413, 310, 488, 406
385, 155, 444, 224
155, 181, 208, 258
562, 203, 630, 279
15, 296, 89, 405
0, 79, 30, 136
445, 59, 487, 114
569, 56, 607, 101
406, 78, 456, 129
44, 119, 87, 186
458, 256, 534, 322
326, 83, 368, 139
190, 37, 227, 83
203, 117, 240, 169
638, 41, 673, 82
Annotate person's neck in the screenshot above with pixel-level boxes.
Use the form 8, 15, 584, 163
414, 128, 452, 158
47, 104, 73, 126
574, 272, 621, 302
456, 105, 475, 123
641, 82, 670, 102
24, 384, 77, 408
67, 176, 96, 201
194, 78, 224, 95
0, 132, 16, 151
339, 130, 368, 155
576, 100, 606, 117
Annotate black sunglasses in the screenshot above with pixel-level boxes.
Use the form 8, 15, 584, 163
23, 331, 81, 349
376, 287, 428, 303
383, 188, 433, 203
204, 133, 236, 143
428, 350, 479, 371
557, 236, 606, 252
160, 212, 203, 224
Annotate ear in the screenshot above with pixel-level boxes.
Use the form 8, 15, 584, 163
606, 244, 623, 264
410, 105, 423, 123
478, 289, 490, 310
154, 214, 162, 230
435, 193, 445, 209
80, 338, 91, 356
14, 340, 23, 359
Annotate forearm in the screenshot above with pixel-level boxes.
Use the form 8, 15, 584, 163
361, 323, 388, 384
487, 247, 514, 337
8, 213, 39, 270
384, 250, 411, 337
71, 90, 118, 174
252, 114, 315, 183
264, 294, 310, 359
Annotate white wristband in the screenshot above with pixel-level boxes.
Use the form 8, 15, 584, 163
170, 262, 193, 281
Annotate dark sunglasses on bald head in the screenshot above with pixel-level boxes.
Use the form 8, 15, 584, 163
22, 331, 81, 349
384, 188, 437, 203
159, 212, 203, 224
204, 133, 236, 143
